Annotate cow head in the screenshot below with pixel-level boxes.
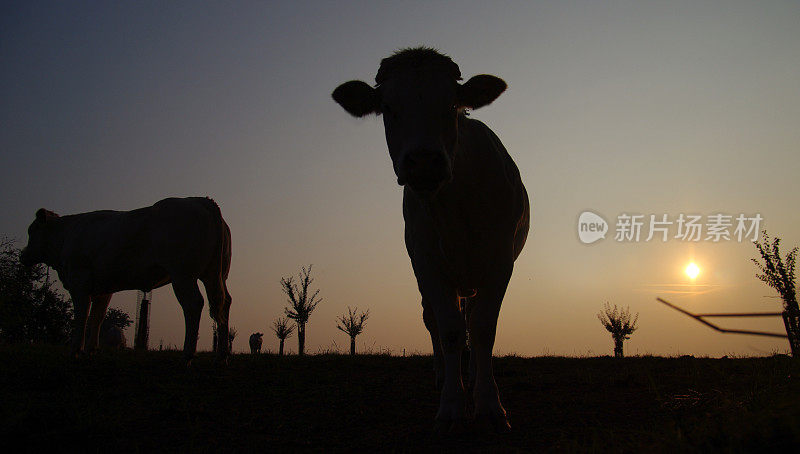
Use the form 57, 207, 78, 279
333, 47, 506, 193
20, 208, 59, 267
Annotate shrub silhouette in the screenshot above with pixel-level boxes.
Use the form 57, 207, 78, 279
597, 302, 638, 358
99, 308, 132, 349
280, 265, 322, 356
0, 237, 72, 344
336, 307, 369, 355
101, 308, 132, 334
752, 231, 798, 312
752, 231, 800, 355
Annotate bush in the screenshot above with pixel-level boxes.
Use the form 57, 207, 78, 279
0, 237, 73, 344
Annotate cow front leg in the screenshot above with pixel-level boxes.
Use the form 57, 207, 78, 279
68, 291, 91, 358
464, 296, 477, 392
422, 300, 445, 390
85, 293, 112, 354
426, 285, 466, 433
171, 277, 204, 363
469, 266, 512, 433
215, 319, 230, 364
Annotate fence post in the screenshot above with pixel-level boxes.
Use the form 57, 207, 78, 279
134, 297, 150, 350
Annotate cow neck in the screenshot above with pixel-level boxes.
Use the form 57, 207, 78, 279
423, 114, 490, 214
44, 217, 69, 270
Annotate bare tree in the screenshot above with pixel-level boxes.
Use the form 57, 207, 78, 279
336, 307, 369, 355
228, 327, 237, 352
272, 316, 295, 356
753, 231, 800, 356
280, 265, 322, 356
597, 302, 638, 358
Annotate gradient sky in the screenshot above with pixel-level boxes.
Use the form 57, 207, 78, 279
2, 1, 799, 356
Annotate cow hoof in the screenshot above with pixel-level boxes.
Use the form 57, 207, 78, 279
434, 418, 468, 436
433, 419, 448, 435
434, 375, 443, 391
215, 355, 230, 367
474, 413, 511, 434
465, 379, 475, 393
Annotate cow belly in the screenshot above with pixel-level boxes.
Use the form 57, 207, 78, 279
129, 264, 171, 292
93, 264, 171, 294
407, 224, 513, 292
447, 249, 491, 292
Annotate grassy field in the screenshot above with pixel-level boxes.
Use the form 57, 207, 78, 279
1, 345, 799, 452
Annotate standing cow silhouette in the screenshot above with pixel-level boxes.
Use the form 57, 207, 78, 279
249, 332, 263, 354
333, 47, 530, 433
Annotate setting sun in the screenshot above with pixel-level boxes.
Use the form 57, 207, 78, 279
685, 262, 701, 279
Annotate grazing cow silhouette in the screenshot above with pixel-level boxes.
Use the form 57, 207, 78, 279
333, 47, 529, 432
20, 197, 232, 362
249, 332, 263, 354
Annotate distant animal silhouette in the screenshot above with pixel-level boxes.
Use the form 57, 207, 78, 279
333, 47, 529, 433
20, 197, 233, 362
99, 326, 126, 350
249, 332, 263, 354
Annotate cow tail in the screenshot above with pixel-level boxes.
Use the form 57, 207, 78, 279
204, 197, 230, 325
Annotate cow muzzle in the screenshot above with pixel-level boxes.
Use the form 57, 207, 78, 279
398, 150, 452, 192
19, 248, 33, 267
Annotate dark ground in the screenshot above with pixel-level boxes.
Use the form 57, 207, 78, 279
1, 345, 798, 452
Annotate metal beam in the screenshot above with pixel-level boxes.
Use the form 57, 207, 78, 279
655, 297, 788, 339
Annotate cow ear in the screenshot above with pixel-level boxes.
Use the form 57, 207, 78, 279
36, 208, 58, 223
458, 75, 507, 109
36, 208, 49, 222
332, 80, 379, 117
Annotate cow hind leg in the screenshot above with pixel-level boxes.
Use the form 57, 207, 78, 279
171, 277, 205, 362
468, 267, 513, 433
86, 294, 113, 353
422, 300, 445, 390
201, 276, 231, 362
